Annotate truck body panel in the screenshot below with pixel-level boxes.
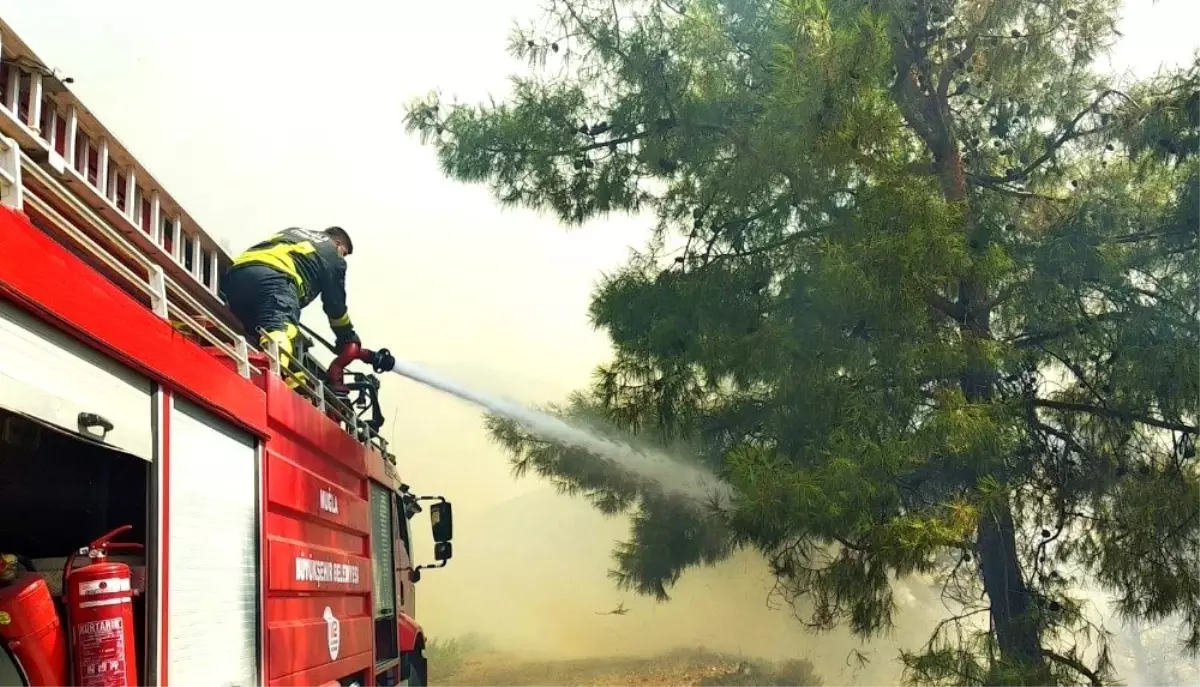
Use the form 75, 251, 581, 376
264, 373, 375, 685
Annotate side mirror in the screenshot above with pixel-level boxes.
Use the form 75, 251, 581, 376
434, 541, 453, 563
412, 495, 455, 581
430, 501, 453, 543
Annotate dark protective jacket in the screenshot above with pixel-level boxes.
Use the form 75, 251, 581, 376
230, 228, 353, 334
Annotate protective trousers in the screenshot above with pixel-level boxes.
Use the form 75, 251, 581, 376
220, 264, 308, 389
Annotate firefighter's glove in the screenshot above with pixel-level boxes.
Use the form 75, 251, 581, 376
334, 326, 361, 350
370, 348, 396, 373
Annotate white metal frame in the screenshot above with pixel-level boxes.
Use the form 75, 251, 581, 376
15, 154, 254, 376
147, 388, 167, 687
1, 20, 392, 459
0, 133, 18, 208
1, 20, 228, 314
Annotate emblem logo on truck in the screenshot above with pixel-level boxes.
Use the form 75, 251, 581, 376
323, 606, 341, 660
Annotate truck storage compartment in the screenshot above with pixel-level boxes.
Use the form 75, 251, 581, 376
0, 407, 151, 685
164, 397, 260, 687
0, 300, 155, 462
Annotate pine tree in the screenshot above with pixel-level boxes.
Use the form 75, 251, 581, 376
406, 1, 1199, 683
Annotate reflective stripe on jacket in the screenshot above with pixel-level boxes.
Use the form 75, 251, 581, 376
232, 228, 352, 330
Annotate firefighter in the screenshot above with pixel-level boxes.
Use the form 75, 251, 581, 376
221, 226, 359, 389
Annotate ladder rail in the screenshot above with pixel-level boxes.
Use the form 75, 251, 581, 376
14, 145, 254, 378
5, 139, 393, 457
0, 47, 396, 456
22, 191, 157, 302
164, 301, 247, 373
0, 133, 19, 207
1, 40, 232, 315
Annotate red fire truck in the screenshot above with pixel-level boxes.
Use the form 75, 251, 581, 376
0, 16, 452, 687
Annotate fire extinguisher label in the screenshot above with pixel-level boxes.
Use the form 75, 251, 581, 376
74, 617, 128, 687
78, 577, 132, 596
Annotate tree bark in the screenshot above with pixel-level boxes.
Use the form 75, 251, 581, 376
936, 135, 1047, 677
977, 493, 1044, 667
887, 8, 1048, 675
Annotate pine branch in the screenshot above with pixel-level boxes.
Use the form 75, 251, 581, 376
1007, 312, 1125, 349
1033, 398, 1197, 434
926, 292, 967, 323
1035, 422, 1101, 464
935, 0, 998, 100
936, 40, 977, 99
1038, 346, 1109, 407
481, 130, 655, 158
987, 283, 1020, 309
686, 203, 788, 268
971, 90, 1123, 185
1106, 227, 1197, 245
965, 176, 1069, 201
1042, 649, 1103, 687
661, 0, 686, 16
557, 0, 630, 62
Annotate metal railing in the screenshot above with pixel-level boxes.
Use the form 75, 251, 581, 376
2, 26, 396, 460
0, 133, 18, 207
13, 146, 253, 376
259, 336, 395, 462
2, 43, 227, 299
1, 131, 393, 460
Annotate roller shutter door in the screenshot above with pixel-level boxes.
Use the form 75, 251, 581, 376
166, 397, 259, 685
0, 299, 153, 460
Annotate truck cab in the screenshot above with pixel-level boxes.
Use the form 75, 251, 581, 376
0, 15, 451, 687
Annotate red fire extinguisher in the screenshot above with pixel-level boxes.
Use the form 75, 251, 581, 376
0, 552, 70, 686
63, 525, 142, 687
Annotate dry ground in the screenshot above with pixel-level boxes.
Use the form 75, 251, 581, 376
430, 641, 822, 686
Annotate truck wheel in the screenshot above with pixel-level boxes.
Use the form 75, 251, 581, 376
408, 649, 428, 687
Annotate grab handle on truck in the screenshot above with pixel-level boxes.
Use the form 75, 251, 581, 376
77, 411, 114, 440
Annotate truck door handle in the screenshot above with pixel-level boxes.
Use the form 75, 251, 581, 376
78, 412, 114, 439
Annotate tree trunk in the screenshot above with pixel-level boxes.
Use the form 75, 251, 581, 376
891, 22, 1048, 669
936, 139, 1046, 678
977, 496, 1044, 668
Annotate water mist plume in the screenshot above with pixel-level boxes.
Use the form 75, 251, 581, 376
387, 360, 729, 502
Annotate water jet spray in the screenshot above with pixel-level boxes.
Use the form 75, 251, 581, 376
381, 356, 728, 502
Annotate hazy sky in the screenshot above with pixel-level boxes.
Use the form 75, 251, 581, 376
2, 0, 1191, 511
2, 0, 1196, 672
2, 0, 658, 513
